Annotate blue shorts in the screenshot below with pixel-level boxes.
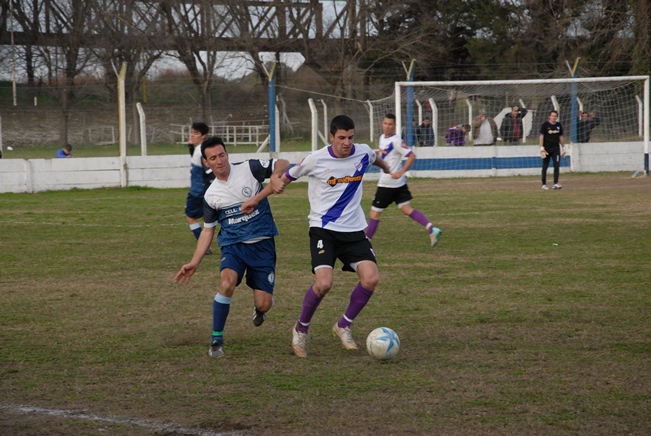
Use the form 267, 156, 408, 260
185, 193, 204, 219
220, 238, 276, 294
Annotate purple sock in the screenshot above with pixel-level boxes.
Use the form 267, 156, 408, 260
366, 218, 379, 239
409, 209, 432, 231
295, 286, 323, 333
338, 282, 374, 329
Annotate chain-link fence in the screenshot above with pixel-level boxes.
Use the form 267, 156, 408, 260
0, 76, 399, 159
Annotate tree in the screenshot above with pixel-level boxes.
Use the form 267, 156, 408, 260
90, 0, 166, 142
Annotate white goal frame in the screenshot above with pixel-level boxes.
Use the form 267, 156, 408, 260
395, 76, 650, 175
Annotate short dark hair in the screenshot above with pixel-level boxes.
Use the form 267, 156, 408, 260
384, 113, 396, 121
201, 136, 226, 159
64, 144, 72, 151
330, 115, 355, 136
192, 122, 209, 136
550, 110, 559, 116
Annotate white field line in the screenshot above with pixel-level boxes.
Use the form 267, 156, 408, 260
0, 403, 244, 436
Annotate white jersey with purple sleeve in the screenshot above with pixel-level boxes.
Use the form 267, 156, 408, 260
203, 159, 279, 247
285, 144, 376, 232
377, 133, 412, 188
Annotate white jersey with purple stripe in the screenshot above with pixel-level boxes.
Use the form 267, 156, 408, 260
203, 159, 279, 247
286, 144, 377, 232
377, 133, 412, 188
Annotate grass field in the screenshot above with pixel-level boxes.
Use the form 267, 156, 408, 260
1, 173, 650, 435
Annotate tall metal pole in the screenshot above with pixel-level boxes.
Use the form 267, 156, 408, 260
406, 60, 416, 146
10, 0, 17, 106
644, 77, 649, 176
570, 58, 580, 143
118, 62, 128, 187
267, 62, 277, 153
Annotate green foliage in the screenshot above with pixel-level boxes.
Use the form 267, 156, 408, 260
1, 174, 650, 434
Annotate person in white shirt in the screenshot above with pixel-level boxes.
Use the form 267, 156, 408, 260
366, 113, 442, 247
281, 115, 390, 358
471, 109, 498, 146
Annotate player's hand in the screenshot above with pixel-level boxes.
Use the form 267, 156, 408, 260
175, 264, 197, 285
391, 172, 401, 179
241, 199, 258, 215
269, 175, 286, 194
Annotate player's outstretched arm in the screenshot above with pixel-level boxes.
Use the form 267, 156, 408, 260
241, 159, 289, 214
270, 159, 290, 194
175, 226, 215, 284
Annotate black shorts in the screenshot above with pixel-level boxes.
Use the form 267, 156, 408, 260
309, 227, 377, 273
371, 185, 413, 210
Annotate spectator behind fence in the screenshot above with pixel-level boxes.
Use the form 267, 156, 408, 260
576, 111, 601, 143
401, 120, 419, 147
446, 124, 470, 146
56, 144, 73, 158
471, 109, 498, 146
417, 117, 435, 147
500, 105, 528, 145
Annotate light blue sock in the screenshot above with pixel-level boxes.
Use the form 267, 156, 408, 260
212, 294, 231, 344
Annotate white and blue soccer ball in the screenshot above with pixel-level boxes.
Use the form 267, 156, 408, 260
366, 327, 400, 360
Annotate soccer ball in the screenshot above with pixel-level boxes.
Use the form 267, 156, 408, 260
366, 327, 400, 360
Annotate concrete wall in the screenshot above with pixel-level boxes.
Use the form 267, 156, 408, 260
0, 143, 645, 194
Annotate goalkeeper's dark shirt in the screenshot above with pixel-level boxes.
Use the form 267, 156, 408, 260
539, 121, 564, 152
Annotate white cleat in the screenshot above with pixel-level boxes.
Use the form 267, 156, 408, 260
292, 327, 309, 358
332, 323, 358, 350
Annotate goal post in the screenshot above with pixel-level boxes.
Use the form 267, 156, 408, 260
392, 76, 650, 176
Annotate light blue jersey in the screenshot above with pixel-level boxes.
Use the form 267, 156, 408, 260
203, 159, 279, 247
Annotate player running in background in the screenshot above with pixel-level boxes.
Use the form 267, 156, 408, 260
539, 110, 566, 190
175, 136, 289, 358
366, 113, 442, 247
184, 122, 214, 253
281, 115, 390, 358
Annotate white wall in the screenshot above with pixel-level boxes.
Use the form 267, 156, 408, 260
0, 143, 645, 193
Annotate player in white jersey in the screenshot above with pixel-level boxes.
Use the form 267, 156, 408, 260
281, 115, 390, 358
175, 136, 289, 358
366, 114, 442, 247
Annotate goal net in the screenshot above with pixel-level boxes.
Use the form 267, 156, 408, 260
371, 76, 650, 175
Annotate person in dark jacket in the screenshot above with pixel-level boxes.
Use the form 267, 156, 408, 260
500, 105, 528, 145
576, 111, 601, 143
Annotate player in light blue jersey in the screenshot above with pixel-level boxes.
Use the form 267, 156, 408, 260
281, 115, 391, 358
175, 136, 289, 358
366, 114, 442, 246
